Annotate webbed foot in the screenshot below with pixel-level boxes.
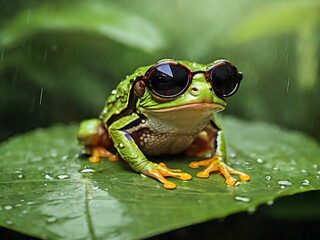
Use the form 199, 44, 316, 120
87, 146, 119, 163
142, 162, 192, 189
189, 156, 250, 185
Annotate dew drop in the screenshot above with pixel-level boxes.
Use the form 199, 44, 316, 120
47, 217, 57, 223
61, 155, 68, 161
22, 210, 28, 214
57, 175, 69, 180
111, 89, 117, 95
301, 169, 307, 174
4, 206, 12, 211
281, 185, 285, 189
267, 200, 274, 206
14, 170, 24, 179
235, 196, 250, 202
118, 143, 124, 149
44, 174, 54, 180
230, 152, 236, 158
302, 179, 310, 186
6, 220, 13, 225
266, 176, 272, 181
277, 180, 292, 186
257, 158, 264, 164
44, 183, 48, 187
235, 182, 240, 186
313, 164, 317, 169
80, 169, 96, 173
247, 207, 256, 214
273, 167, 279, 171
92, 187, 99, 190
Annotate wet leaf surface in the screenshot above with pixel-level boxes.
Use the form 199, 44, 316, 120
0, 1, 164, 52
0, 116, 319, 239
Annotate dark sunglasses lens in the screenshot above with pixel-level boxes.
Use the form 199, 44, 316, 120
210, 64, 238, 97
149, 64, 189, 97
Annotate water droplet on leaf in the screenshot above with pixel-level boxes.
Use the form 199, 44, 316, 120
277, 180, 292, 186
257, 158, 264, 164
4, 206, 12, 210
44, 174, 54, 180
302, 179, 310, 185
80, 169, 96, 173
235, 196, 250, 202
47, 217, 57, 223
57, 175, 68, 180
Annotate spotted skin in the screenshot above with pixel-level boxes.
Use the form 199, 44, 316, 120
77, 59, 250, 189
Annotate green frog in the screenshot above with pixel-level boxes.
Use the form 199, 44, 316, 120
77, 59, 250, 189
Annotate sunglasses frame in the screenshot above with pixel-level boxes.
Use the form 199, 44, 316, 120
137, 60, 243, 99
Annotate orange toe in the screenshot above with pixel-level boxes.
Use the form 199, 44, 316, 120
225, 177, 237, 185
179, 173, 192, 180
89, 156, 100, 163
197, 171, 210, 178
163, 181, 176, 189
189, 162, 199, 169
108, 154, 119, 161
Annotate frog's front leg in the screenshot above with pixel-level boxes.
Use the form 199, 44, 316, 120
188, 120, 250, 185
108, 114, 192, 189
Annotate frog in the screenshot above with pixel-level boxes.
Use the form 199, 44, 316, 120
77, 59, 250, 189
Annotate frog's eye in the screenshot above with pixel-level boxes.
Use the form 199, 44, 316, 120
148, 64, 190, 98
209, 63, 241, 97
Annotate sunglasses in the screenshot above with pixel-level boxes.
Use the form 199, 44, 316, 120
137, 60, 243, 99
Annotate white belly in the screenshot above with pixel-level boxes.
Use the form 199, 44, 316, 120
136, 107, 215, 155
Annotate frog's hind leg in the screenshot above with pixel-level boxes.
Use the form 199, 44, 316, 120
187, 120, 250, 185
77, 119, 119, 163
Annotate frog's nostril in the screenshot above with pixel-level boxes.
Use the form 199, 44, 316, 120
189, 86, 200, 96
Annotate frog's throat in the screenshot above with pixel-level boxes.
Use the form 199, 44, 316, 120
144, 103, 225, 113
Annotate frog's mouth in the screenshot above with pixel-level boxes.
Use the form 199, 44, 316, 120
145, 102, 225, 113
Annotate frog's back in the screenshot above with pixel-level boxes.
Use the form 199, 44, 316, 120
99, 77, 131, 124
99, 66, 147, 125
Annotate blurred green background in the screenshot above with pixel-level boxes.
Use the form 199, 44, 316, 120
0, 0, 319, 239
0, 0, 319, 142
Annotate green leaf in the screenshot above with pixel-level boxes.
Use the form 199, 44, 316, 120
229, 1, 320, 45
0, 116, 319, 239
0, 0, 164, 53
